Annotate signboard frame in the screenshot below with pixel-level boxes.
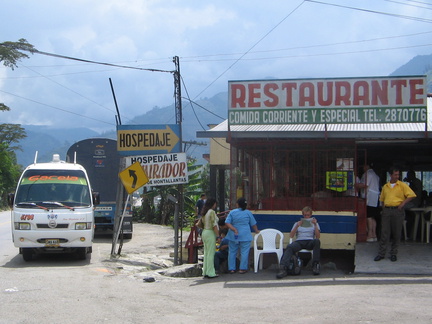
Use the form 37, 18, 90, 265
126, 152, 188, 186
228, 75, 427, 125
117, 124, 181, 156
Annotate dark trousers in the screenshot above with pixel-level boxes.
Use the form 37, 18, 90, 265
280, 239, 321, 268
378, 207, 404, 257
214, 250, 228, 271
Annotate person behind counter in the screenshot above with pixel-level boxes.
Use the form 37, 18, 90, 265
374, 167, 416, 262
403, 170, 423, 240
356, 162, 381, 242
403, 170, 423, 209
225, 197, 260, 274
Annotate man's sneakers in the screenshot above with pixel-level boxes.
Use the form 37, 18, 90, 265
312, 262, 320, 275
374, 255, 384, 261
276, 268, 289, 279
277, 262, 320, 278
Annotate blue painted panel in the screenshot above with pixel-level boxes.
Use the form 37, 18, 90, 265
253, 213, 357, 234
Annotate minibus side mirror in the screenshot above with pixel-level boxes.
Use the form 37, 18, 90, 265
92, 192, 100, 206
7, 193, 14, 207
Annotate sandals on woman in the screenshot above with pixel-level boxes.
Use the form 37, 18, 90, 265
229, 270, 247, 274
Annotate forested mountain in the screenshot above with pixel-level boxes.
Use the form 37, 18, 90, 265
15, 92, 227, 167
390, 54, 432, 92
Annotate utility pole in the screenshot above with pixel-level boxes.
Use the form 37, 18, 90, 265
173, 56, 182, 127
173, 56, 183, 265
183, 140, 207, 154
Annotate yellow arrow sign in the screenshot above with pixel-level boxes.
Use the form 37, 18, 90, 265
119, 161, 149, 194
117, 125, 180, 153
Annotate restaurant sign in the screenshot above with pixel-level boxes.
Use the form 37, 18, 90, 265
228, 76, 427, 125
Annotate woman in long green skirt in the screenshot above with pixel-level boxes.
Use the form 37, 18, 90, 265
201, 198, 220, 279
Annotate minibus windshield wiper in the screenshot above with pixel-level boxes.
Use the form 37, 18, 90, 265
16, 202, 49, 210
41, 201, 75, 211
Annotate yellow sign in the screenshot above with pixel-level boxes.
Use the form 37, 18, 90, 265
117, 125, 180, 153
119, 161, 149, 194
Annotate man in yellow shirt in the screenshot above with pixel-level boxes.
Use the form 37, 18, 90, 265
374, 167, 416, 262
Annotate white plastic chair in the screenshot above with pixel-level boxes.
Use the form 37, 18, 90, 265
403, 220, 408, 241
422, 207, 432, 243
253, 229, 284, 273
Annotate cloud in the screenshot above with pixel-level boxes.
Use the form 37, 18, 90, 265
1, 0, 431, 132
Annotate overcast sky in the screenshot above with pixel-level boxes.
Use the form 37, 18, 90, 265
1, 0, 431, 133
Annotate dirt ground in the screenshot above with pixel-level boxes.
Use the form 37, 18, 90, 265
96, 223, 191, 277
98, 223, 355, 280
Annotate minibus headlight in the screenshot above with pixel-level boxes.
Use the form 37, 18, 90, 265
75, 222, 92, 230
15, 222, 31, 230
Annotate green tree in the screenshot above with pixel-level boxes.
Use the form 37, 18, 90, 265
1, 38, 36, 111
0, 122, 27, 150
0, 143, 21, 208
0, 110, 26, 207
0, 39, 36, 207
0, 38, 36, 70
133, 158, 208, 227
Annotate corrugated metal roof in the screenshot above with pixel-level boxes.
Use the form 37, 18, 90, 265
197, 97, 432, 139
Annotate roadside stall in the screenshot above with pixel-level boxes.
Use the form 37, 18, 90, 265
197, 75, 432, 251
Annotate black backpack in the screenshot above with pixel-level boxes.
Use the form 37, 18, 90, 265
287, 255, 302, 275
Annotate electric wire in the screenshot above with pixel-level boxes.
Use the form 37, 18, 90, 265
0, 89, 115, 126
20, 63, 117, 115
2, 29, 429, 71
191, 43, 432, 62
180, 76, 206, 131
34, 49, 175, 73
305, 0, 432, 23
385, 0, 432, 10
178, 31, 432, 61
17, 62, 137, 125
191, 1, 306, 101
180, 96, 226, 120
180, 76, 230, 151
2, 1, 430, 130
5, 52, 175, 126
404, 0, 432, 6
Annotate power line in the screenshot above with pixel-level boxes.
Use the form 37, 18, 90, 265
181, 96, 226, 121
20, 63, 118, 115
188, 42, 432, 62
5, 49, 175, 126
180, 76, 206, 131
387, 0, 432, 8
0, 89, 115, 126
305, 0, 432, 23
385, 0, 432, 10
191, 1, 307, 101
178, 31, 432, 61
33, 49, 175, 73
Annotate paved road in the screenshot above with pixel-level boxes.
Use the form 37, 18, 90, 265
1, 210, 432, 323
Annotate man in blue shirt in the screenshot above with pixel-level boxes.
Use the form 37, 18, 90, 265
214, 228, 229, 274
195, 193, 206, 218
